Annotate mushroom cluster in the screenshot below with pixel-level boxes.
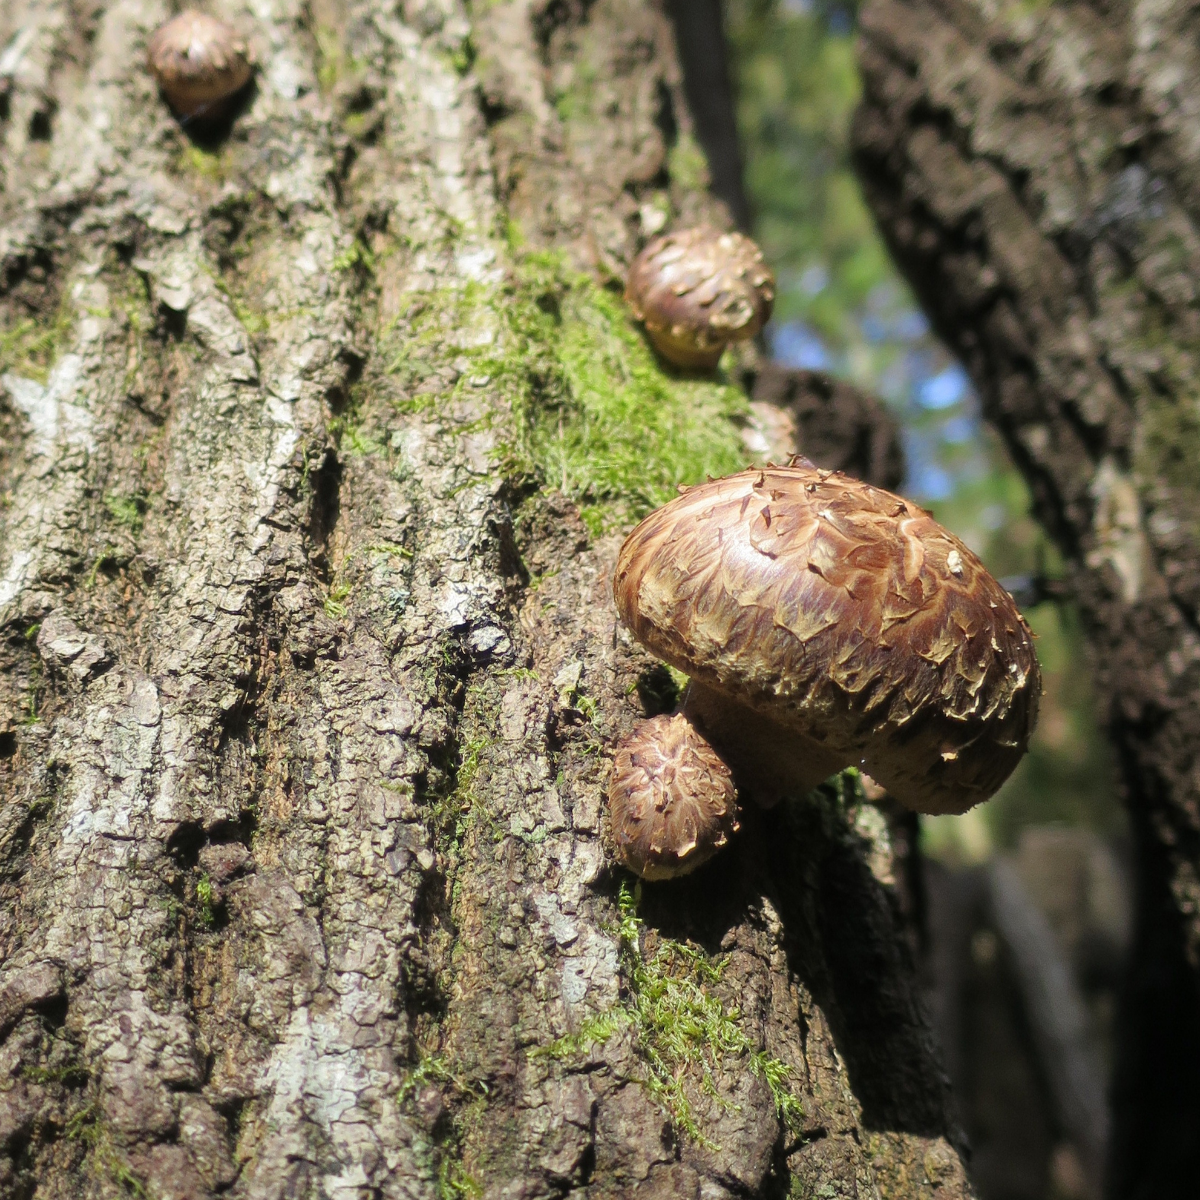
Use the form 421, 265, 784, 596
625, 226, 775, 370
609, 462, 1041, 878
147, 10, 252, 122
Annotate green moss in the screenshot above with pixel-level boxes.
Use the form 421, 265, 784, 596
533, 1010, 625, 1060
518, 262, 749, 532
233, 297, 270, 336
390, 254, 749, 533
66, 1103, 147, 1196
314, 25, 366, 94
400, 1055, 486, 1199
444, 33, 476, 77
103, 491, 145, 532
438, 1161, 483, 1200
333, 239, 377, 275
615, 881, 803, 1145
328, 414, 383, 457
0, 303, 72, 384
551, 56, 600, 126
20, 659, 41, 726
441, 733, 496, 853
176, 142, 225, 181
23, 1060, 88, 1087
196, 874, 216, 927
667, 132, 712, 194
1139, 384, 1200, 530
323, 579, 352, 619
383, 259, 748, 543
537, 882, 804, 1146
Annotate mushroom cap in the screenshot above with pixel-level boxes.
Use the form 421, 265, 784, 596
147, 10, 252, 118
625, 226, 775, 369
609, 712, 740, 880
613, 465, 1041, 814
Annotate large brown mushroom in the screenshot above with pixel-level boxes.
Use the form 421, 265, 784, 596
147, 10, 252, 122
607, 463, 1040, 877
624, 226, 775, 370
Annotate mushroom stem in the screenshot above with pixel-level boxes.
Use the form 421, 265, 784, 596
680, 680, 846, 808
645, 330, 725, 372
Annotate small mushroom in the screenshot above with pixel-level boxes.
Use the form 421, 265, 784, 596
609, 712, 740, 880
612, 462, 1040, 827
625, 226, 775, 370
147, 10, 252, 121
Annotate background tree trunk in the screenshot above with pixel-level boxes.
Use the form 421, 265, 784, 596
1, 0, 970, 1195
853, 1, 1200, 1193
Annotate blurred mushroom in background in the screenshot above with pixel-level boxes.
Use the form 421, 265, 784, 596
625, 226, 775, 369
147, 10, 252, 124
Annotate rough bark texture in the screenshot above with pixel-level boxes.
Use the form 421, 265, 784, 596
852, 1, 1200, 1192
0, 1, 969, 1196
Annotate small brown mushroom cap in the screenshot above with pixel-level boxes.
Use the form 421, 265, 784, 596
613, 464, 1041, 815
609, 712, 740, 880
147, 10, 252, 119
625, 226, 775, 369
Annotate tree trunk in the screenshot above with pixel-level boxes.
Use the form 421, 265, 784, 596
852, 1, 1200, 1192
0, 1, 969, 1195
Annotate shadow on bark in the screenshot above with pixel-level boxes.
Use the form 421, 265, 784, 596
633, 789, 961, 1145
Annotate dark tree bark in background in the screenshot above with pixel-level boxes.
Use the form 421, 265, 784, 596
663, 0, 752, 230
853, 1, 1200, 1193
0, 0, 970, 1196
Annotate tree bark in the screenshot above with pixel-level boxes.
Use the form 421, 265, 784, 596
852, 0, 1200, 1192
663, 0, 752, 230
1, 1, 968, 1196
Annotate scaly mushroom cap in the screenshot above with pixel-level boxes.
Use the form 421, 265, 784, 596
625, 226, 775, 370
609, 712, 740, 880
613, 465, 1041, 814
147, 10, 252, 119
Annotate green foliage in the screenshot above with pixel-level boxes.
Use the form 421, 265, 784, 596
727, 0, 895, 349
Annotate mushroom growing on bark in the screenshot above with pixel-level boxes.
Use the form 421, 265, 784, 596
147, 10, 252, 122
607, 462, 1041, 878
625, 226, 775, 370
608, 712, 740, 880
